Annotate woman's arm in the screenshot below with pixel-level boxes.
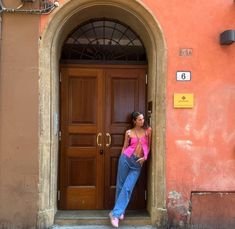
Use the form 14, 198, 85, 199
121, 130, 130, 153
147, 127, 152, 150
138, 127, 152, 163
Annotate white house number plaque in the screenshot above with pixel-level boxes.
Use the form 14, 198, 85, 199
176, 71, 191, 81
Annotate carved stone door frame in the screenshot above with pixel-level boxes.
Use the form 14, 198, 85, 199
38, 1, 167, 228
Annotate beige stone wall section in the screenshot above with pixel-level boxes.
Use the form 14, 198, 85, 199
38, 0, 167, 228
0, 12, 39, 228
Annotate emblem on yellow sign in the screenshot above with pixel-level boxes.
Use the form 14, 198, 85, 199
174, 93, 194, 108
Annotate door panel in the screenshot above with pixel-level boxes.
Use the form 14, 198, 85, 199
60, 66, 146, 210
60, 68, 104, 209
104, 68, 146, 209
69, 76, 97, 124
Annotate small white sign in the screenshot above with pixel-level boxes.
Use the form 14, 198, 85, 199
176, 71, 191, 81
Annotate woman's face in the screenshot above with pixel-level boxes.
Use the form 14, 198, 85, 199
135, 114, 144, 127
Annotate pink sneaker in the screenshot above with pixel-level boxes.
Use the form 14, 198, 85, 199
109, 212, 119, 228
119, 214, 124, 220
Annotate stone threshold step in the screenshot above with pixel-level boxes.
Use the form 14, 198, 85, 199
54, 210, 151, 226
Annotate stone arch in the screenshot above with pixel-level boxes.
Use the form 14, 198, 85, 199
38, 0, 167, 228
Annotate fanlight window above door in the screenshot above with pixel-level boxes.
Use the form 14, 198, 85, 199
61, 19, 147, 64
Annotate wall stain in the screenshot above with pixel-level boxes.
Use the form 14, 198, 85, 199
167, 191, 191, 228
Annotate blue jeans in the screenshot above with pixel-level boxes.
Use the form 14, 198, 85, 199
111, 153, 142, 218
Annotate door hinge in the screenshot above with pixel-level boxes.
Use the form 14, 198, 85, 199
59, 131, 61, 141
145, 190, 147, 200
59, 72, 62, 82
57, 190, 60, 201
145, 74, 148, 85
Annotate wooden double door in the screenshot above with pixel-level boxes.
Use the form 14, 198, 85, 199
59, 65, 147, 210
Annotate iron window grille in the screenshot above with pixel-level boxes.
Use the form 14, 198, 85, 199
61, 18, 147, 64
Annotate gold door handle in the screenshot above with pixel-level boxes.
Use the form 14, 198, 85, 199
106, 133, 111, 147
97, 133, 102, 147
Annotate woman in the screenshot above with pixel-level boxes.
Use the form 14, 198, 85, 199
109, 111, 152, 228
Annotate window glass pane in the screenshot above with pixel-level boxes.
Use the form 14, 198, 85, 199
62, 19, 146, 63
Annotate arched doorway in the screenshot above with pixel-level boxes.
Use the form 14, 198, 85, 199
38, 1, 167, 228
59, 18, 147, 210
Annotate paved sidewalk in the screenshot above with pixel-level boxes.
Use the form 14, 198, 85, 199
51, 225, 156, 229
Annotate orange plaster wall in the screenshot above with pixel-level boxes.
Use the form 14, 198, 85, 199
142, 0, 235, 226
0, 13, 39, 228
39, 0, 235, 226
143, 0, 235, 191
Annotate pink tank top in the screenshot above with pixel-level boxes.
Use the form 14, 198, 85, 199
123, 130, 150, 160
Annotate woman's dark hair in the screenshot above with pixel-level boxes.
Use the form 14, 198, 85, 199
130, 111, 148, 129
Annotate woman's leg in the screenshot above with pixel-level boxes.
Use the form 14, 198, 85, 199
109, 154, 129, 227
115, 154, 129, 201
111, 159, 141, 218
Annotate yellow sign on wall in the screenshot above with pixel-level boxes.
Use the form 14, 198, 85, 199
174, 93, 194, 108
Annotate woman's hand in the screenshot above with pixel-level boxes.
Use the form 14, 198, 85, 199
136, 157, 145, 166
